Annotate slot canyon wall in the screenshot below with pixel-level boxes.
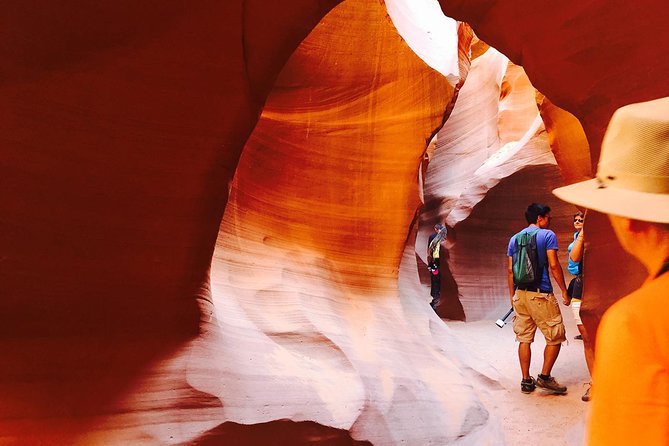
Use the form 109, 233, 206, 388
1, 0, 668, 444
199, 2, 500, 445
419, 43, 581, 321
438, 0, 669, 338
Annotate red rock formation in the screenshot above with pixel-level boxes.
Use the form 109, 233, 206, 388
199, 2, 502, 444
1, 1, 345, 443
437, 0, 669, 340
537, 94, 592, 186
0, 0, 508, 444
419, 51, 578, 321
4, 0, 667, 443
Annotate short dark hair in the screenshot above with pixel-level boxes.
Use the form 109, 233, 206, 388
525, 203, 551, 224
573, 211, 584, 220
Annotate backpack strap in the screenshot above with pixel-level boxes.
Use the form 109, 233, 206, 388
530, 228, 544, 289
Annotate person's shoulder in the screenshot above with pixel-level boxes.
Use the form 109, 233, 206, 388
507, 230, 522, 252
535, 228, 557, 241
601, 295, 636, 326
539, 228, 558, 242
509, 229, 523, 243
631, 275, 669, 308
597, 294, 644, 353
602, 277, 669, 329
536, 228, 557, 251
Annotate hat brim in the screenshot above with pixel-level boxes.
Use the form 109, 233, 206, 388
553, 179, 669, 223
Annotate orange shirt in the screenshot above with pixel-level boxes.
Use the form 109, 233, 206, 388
587, 274, 669, 445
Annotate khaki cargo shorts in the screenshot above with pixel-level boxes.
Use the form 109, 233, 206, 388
512, 289, 566, 345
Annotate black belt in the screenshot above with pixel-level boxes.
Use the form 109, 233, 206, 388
516, 286, 551, 293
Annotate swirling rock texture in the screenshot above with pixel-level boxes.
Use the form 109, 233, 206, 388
0, 0, 506, 445
437, 0, 669, 339
0, 0, 352, 444
3, 0, 669, 444
202, 2, 502, 445
418, 43, 581, 321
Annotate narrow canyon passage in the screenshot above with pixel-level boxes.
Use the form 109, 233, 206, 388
2, 0, 668, 444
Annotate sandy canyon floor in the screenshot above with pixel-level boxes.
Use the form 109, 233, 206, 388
445, 303, 589, 446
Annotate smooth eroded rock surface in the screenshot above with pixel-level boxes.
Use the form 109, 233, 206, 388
3, 0, 667, 443
200, 2, 501, 444
438, 0, 669, 339
419, 53, 574, 321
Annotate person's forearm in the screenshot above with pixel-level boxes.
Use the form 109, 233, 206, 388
550, 264, 570, 305
550, 264, 567, 291
570, 232, 585, 262
507, 273, 515, 305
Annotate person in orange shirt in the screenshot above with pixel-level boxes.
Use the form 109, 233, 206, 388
553, 96, 669, 445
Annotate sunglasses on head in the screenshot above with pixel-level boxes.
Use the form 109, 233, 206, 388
574, 218, 584, 222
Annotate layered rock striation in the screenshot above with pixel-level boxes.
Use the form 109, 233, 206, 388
3, 0, 668, 443
201, 1, 501, 444
438, 0, 669, 337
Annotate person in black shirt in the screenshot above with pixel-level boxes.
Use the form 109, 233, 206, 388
427, 223, 447, 310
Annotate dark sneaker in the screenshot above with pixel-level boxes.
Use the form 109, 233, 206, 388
582, 383, 591, 402
537, 375, 567, 394
521, 377, 536, 394
574, 334, 583, 340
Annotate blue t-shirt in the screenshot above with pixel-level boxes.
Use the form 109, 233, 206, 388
567, 232, 581, 275
507, 226, 559, 291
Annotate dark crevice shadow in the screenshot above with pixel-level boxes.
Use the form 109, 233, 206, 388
434, 250, 466, 321
184, 419, 373, 446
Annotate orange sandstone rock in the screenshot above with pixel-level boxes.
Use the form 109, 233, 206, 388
437, 0, 668, 339
199, 2, 501, 444
0, 1, 348, 443
420, 52, 578, 321
0, 0, 504, 444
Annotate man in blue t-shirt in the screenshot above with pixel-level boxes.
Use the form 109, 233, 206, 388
506, 203, 569, 395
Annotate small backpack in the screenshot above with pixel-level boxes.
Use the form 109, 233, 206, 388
512, 229, 541, 286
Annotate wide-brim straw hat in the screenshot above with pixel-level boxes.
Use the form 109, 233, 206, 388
553, 96, 669, 223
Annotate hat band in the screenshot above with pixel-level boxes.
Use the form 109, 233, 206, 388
596, 172, 669, 194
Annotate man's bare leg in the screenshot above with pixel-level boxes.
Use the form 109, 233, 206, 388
578, 324, 594, 374
518, 342, 532, 379
579, 323, 594, 401
541, 343, 561, 376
